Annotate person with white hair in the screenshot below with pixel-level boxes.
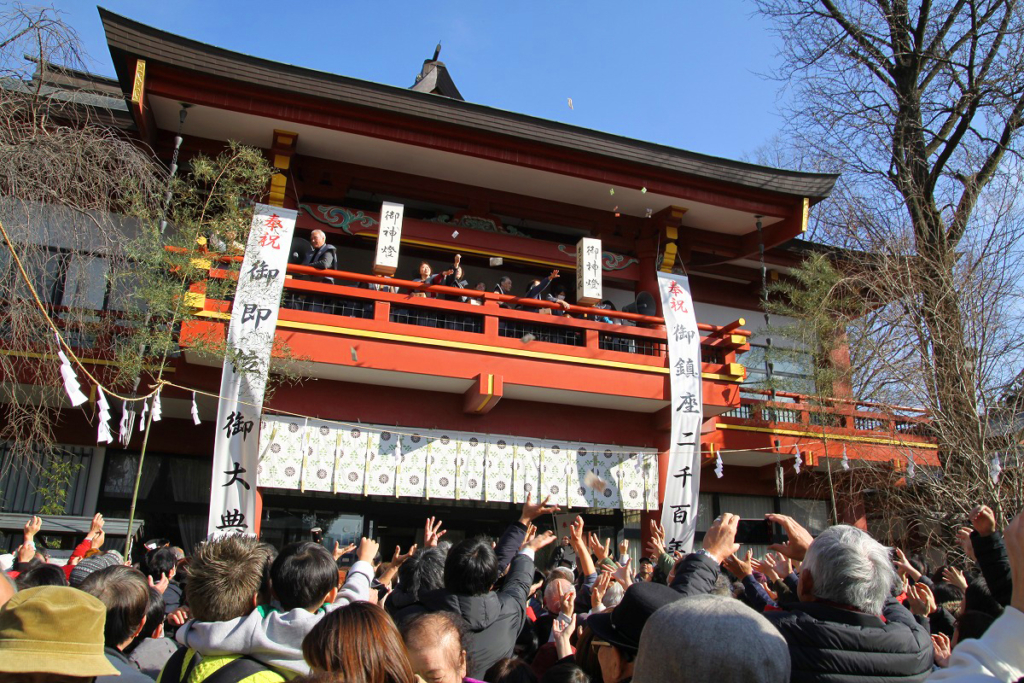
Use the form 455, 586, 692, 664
670, 513, 933, 682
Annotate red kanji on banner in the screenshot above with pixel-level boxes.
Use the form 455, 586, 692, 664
265, 214, 284, 232
667, 282, 685, 297
670, 297, 689, 313
258, 232, 281, 249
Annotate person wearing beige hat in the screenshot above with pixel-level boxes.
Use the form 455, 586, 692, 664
0, 584, 120, 681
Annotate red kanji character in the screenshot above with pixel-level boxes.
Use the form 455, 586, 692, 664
265, 214, 284, 232
670, 297, 689, 313
259, 232, 281, 249
667, 282, 685, 297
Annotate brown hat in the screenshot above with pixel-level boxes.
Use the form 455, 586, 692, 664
0, 585, 119, 676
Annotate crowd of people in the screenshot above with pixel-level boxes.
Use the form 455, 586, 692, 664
0, 498, 1020, 683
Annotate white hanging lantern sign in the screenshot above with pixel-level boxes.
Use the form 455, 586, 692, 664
373, 201, 404, 276
575, 237, 602, 306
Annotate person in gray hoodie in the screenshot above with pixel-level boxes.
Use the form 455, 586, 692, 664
174, 536, 379, 676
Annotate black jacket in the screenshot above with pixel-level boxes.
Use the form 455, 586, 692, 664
420, 552, 535, 679
670, 553, 934, 683
301, 244, 337, 283
971, 530, 1013, 606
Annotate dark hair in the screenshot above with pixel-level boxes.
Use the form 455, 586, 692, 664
302, 602, 414, 682
259, 542, 278, 605
79, 565, 150, 649
964, 576, 1004, 618
931, 581, 964, 605
638, 558, 654, 567
542, 662, 590, 683
397, 545, 447, 602
124, 588, 166, 655
15, 563, 67, 589
272, 542, 338, 611
514, 619, 539, 661
574, 627, 604, 683
143, 547, 177, 581
445, 538, 499, 596
485, 658, 538, 683
956, 610, 997, 643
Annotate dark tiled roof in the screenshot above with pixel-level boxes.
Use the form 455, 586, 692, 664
99, 8, 838, 200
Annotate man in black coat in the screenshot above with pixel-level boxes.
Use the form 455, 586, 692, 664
670, 513, 933, 683
419, 494, 558, 679
299, 229, 337, 312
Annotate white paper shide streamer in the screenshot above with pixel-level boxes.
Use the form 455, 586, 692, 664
151, 388, 162, 422
990, 453, 1002, 485
906, 451, 916, 479
96, 386, 113, 444
841, 445, 850, 471
191, 392, 202, 425
793, 444, 802, 474
138, 398, 148, 432
55, 337, 88, 407
714, 448, 724, 479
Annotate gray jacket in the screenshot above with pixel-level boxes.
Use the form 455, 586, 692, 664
175, 560, 372, 675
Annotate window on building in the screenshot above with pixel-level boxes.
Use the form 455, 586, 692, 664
0, 442, 94, 516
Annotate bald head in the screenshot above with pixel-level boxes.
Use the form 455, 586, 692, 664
544, 577, 575, 614
402, 612, 466, 683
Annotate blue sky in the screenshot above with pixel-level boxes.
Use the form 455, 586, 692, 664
47, 1, 788, 163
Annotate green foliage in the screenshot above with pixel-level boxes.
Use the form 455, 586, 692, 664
109, 142, 275, 387
35, 454, 81, 516
758, 252, 862, 419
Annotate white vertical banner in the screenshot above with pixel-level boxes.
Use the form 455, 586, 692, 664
576, 237, 603, 305
373, 201, 404, 275
207, 204, 296, 538
658, 272, 703, 554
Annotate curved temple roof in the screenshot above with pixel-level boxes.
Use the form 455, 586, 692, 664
99, 8, 837, 201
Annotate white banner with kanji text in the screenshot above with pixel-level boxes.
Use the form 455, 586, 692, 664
658, 272, 703, 554
207, 204, 296, 538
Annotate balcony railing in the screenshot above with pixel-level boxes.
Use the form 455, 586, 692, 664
190, 258, 752, 379
721, 388, 933, 439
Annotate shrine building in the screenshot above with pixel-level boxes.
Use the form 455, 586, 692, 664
0, 9, 938, 556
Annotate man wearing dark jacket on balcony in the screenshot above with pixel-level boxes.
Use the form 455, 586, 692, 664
419, 495, 559, 679
298, 230, 338, 313
670, 513, 933, 683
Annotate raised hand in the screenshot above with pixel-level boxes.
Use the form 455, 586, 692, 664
894, 548, 921, 580
765, 513, 814, 561
424, 516, 447, 548
956, 527, 977, 562
92, 529, 106, 550
167, 607, 192, 627
391, 544, 418, 566
646, 519, 666, 559
724, 548, 754, 579
754, 555, 780, 583
520, 493, 560, 525
611, 557, 633, 588
357, 537, 380, 564
549, 269, 560, 280
526, 530, 557, 552
774, 551, 793, 577
88, 513, 104, 537
588, 532, 610, 562
970, 505, 997, 537
931, 633, 951, 668
942, 566, 967, 591
552, 610, 577, 659
590, 570, 612, 609
148, 572, 170, 594
23, 515, 42, 541
907, 582, 936, 617
333, 541, 356, 561
702, 513, 740, 563
619, 538, 629, 559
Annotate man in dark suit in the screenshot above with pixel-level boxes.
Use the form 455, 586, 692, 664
300, 230, 337, 312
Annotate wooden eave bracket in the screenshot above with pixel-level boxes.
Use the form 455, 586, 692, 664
463, 373, 502, 415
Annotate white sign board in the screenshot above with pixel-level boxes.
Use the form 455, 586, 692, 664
373, 201, 404, 275
576, 237, 602, 305
658, 272, 703, 554
207, 204, 296, 538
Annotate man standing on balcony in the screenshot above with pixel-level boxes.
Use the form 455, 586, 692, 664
299, 230, 337, 313
494, 276, 512, 308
